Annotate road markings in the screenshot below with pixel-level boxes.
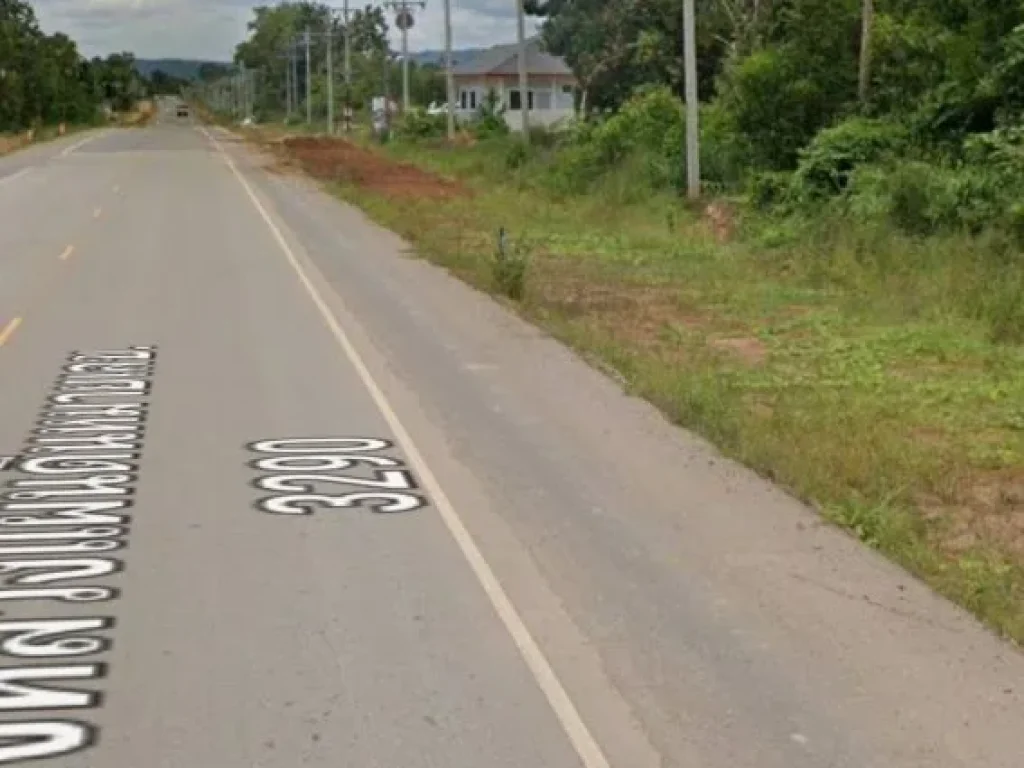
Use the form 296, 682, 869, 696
92, 207, 102, 219
59, 246, 74, 261
0, 318, 22, 348
215, 137, 613, 768
0, 168, 31, 186
59, 133, 101, 158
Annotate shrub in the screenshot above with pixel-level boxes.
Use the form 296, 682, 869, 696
505, 140, 530, 170
749, 170, 794, 211
715, 48, 836, 170
701, 101, 753, 188
473, 88, 509, 140
793, 118, 909, 198
395, 109, 447, 140
493, 227, 529, 300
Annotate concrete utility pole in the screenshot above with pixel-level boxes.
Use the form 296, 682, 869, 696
292, 42, 299, 119
343, 0, 352, 132
285, 48, 293, 120
327, 21, 335, 133
385, 0, 426, 113
682, 0, 700, 198
304, 26, 312, 124
515, 0, 530, 139
858, 0, 874, 106
443, 0, 454, 139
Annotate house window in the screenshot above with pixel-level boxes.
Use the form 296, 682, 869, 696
535, 90, 551, 110
508, 90, 534, 110
460, 89, 478, 110
562, 84, 573, 94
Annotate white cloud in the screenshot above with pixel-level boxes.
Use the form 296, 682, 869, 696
29, 0, 540, 61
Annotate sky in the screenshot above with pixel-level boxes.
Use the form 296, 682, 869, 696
30, 0, 541, 61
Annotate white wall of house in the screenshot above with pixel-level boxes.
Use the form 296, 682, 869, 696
454, 77, 576, 131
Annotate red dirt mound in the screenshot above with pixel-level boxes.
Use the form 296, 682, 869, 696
278, 136, 467, 200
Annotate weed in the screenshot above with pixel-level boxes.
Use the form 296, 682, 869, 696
493, 227, 530, 301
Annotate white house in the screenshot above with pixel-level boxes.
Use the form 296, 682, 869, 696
451, 37, 577, 132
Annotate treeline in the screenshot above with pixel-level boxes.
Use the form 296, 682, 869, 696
230, 2, 445, 119
0, 0, 150, 132
498, 1, 1024, 240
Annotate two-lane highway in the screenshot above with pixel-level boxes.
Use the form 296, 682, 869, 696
0, 116, 1022, 767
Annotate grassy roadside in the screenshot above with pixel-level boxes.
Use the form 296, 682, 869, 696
0, 123, 91, 157
0, 102, 156, 158
240, 122, 1024, 644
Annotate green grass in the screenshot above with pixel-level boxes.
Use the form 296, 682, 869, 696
266, 128, 1024, 645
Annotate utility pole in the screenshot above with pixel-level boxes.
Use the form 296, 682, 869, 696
385, 0, 426, 113
858, 0, 874, 107
682, 0, 700, 199
443, 0, 454, 139
285, 47, 293, 120
327, 20, 335, 133
304, 26, 312, 125
292, 41, 299, 120
515, 0, 530, 140
343, 0, 352, 133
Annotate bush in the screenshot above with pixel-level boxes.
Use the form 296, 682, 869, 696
749, 170, 794, 211
493, 227, 529, 300
505, 140, 531, 171
395, 109, 447, 140
473, 88, 510, 140
701, 101, 753, 188
794, 118, 909, 198
715, 48, 837, 171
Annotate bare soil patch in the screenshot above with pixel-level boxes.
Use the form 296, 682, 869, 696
274, 136, 468, 201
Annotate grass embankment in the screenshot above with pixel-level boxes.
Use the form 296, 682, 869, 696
245, 123, 1024, 644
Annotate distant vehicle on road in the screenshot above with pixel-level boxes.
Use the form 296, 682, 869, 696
176, 104, 190, 118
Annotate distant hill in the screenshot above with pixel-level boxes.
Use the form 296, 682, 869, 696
134, 51, 481, 80
135, 59, 227, 80
407, 49, 486, 67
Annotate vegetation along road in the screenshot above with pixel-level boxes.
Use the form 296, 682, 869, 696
3, 0, 1024, 765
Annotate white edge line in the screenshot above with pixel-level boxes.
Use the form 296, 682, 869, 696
59, 131, 102, 158
0, 168, 32, 186
209, 132, 612, 768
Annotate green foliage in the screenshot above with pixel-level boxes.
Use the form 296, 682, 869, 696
472, 89, 509, 140
395, 109, 446, 140
505, 141, 530, 171
716, 48, 835, 171
493, 228, 529, 300
793, 118, 908, 198
749, 171, 794, 211
0, 1, 144, 131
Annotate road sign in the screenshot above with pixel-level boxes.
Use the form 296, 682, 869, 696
396, 9, 414, 30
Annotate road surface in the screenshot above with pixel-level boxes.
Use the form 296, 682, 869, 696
0, 110, 1021, 767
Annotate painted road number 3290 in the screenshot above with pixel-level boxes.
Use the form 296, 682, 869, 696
248, 438, 426, 515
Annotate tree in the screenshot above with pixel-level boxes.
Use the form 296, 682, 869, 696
0, 0, 137, 131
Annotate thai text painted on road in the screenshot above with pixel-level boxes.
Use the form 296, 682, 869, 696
0, 346, 156, 764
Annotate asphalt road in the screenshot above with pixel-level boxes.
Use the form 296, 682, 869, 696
0, 107, 1022, 767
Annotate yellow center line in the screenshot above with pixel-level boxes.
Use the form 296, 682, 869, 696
59, 245, 74, 261
0, 318, 22, 348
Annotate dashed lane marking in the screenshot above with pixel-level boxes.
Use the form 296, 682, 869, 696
0, 318, 23, 348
